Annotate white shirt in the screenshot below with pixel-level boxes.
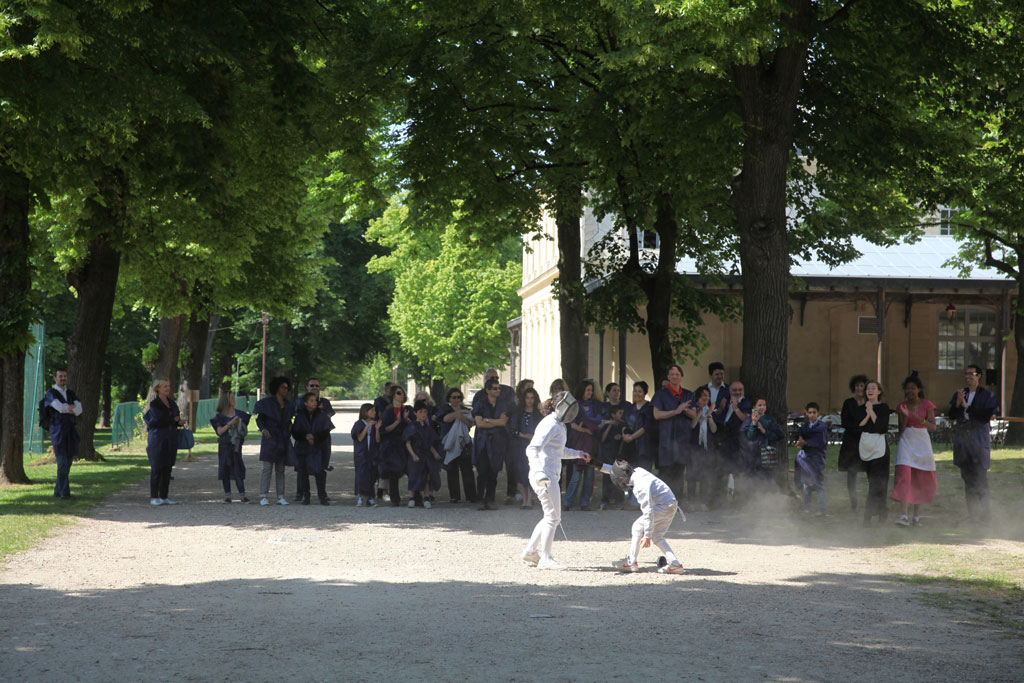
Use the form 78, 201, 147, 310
601, 464, 676, 536
526, 413, 585, 482
49, 385, 83, 417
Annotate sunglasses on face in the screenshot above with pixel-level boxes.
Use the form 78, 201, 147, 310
451, 395, 463, 400
308, 384, 319, 388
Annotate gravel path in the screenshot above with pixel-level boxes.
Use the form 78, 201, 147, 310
1, 403, 1020, 682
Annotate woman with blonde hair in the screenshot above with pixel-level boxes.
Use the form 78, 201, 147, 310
143, 378, 186, 506
211, 392, 251, 503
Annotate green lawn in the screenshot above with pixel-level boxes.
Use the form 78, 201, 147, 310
0, 428, 220, 557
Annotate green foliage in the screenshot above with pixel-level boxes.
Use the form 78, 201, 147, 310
367, 198, 521, 385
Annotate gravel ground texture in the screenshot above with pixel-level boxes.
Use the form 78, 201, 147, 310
1, 401, 1021, 682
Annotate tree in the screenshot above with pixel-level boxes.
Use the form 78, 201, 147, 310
366, 199, 522, 385
938, 12, 1024, 443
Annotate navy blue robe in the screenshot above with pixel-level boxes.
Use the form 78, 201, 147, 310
948, 386, 998, 469
144, 398, 181, 470
351, 419, 377, 497
796, 419, 829, 488
473, 398, 510, 472
652, 386, 695, 467
631, 402, 655, 470
291, 407, 333, 474
403, 419, 441, 492
294, 396, 335, 469
254, 396, 294, 464
379, 405, 413, 476
210, 410, 250, 482
44, 387, 80, 460
508, 407, 542, 488
716, 396, 753, 470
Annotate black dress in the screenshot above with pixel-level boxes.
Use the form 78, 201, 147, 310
837, 397, 865, 472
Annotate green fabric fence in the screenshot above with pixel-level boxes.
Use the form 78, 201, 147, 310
110, 402, 144, 449
111, 394, 258, 448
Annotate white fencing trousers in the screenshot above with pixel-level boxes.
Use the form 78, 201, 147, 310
525, 476, 562, 561
628, 503, 679, 566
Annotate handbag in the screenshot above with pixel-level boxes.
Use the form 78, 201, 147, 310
859, 432, 886, 461
177, 427, 195, 450
758, 443, 779, 468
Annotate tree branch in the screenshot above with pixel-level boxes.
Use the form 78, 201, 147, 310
983, 238, 1019, 277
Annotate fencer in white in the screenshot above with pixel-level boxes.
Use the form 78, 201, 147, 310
522, 409, 588, 568
603, 463, 683, 570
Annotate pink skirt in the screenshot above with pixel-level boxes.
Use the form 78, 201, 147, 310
890, 465, 937, 504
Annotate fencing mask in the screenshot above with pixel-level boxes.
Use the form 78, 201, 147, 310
610, 459, 634, 491
553, 391, 579, 424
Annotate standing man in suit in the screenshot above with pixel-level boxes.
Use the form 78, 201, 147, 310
45, 368, 82, 499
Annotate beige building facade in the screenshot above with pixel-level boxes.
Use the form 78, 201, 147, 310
514, 210, 1017, 415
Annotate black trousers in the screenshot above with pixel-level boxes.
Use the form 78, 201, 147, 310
387, 474, 402, 506
296, 468, 327, 499
958, 460, 991, 521
446, 447, 477, 502
150, 465, 172, 499
863, 453, 890, 520
476, 454, 498, 504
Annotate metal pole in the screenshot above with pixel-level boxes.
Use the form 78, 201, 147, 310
261, 313, 268, 396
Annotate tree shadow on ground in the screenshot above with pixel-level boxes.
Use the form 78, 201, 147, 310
0, 571, 1019, 683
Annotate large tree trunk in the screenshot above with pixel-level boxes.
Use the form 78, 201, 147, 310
0, 170, 33, 484
0, 355, 29, 485
554, 188, 587, 391
218, 353, 235, 394
181, 309, 211, 412
644, 195, 680, 382
67, 235, 121, 461
151, 314, 188, 390
200, 313, 220, 399
1006, 285, 1024, 446
99, 362, 112, 428
729, 2, 811, 489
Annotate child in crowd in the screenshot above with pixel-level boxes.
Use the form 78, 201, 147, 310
351, 403, 378, 507
795, 402, 829, 515
601, 459, 684, 574
404, 400, 442, 508
291, 392, 333, 505
210, 392, 250, 503
599, 403, 629, 509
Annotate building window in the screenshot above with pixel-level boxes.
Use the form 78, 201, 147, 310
938, 207, 959, 235
937, 307, 997, 371
637, 228, 660, 250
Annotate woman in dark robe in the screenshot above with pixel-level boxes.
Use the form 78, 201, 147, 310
144, 378, 186, 506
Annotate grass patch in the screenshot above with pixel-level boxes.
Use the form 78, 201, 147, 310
0, 427, 220, 558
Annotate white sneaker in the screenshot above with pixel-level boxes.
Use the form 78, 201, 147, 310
521, 551, 540, 566
658, 562, 685, 574
277, 496, 289, 506
356, 496, 364, 507
383, 494, 391, 503
912, 517, 922, 527
150, 498, 164, 506
613, 558, 639, 573
537, 557, 564, 570
408, 499, 416, 508
895, 514, 910, 527
163, 499, 178, 505
368, 498, 376, 507
424, 500, 432, 509
260, 497, 269, 506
